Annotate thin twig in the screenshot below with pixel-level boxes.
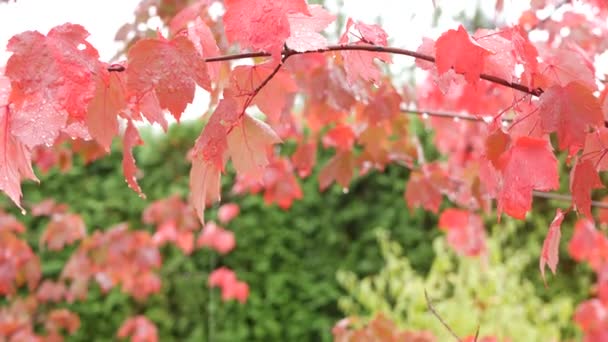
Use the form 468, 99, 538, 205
533, 191, 608, 209
424, 289, 462, 342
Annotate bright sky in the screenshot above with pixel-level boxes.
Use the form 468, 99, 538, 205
0, 0, 532, 125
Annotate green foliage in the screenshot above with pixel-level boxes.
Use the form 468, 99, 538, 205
337, 226, 577, 341
3, 122, 438, 341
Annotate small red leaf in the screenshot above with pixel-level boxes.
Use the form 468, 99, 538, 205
85, 70, 124, 150
286, 5, 335, 52
190, 157, 222, 224
438, 209, 486, 257
223, 0, 309, 59
540, 209, 565, 283
319, 151, 355, 191
570, 159, 603, 217
497, 137, 559, 219
122, 121, 145, 198
405, 168, 445, 214
435, 25, 493, 85
538, 81, 603, 153
218, 203, 240, 224
127, 34, 210, 121
227, 114, 282, 180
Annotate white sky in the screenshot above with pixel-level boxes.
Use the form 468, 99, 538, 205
0, 0, 532, 125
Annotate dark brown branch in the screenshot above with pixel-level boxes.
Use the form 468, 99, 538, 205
107, 44, 543, 97
424, 289, 462, 341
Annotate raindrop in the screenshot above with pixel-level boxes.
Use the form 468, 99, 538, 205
20, 208, 26, 215
77, 43, 86, 51
342, 187, 349, 194
421, 113, 429, 120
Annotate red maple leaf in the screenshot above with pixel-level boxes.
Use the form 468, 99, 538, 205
229, 63, 297, 123
582, 127, 608, 171
405, 173, 442, 213
223, 0, 309, 59
497, 136, 559, 219
540, 209, 565, 283
227, 114, 282, 180
5, 24, 100, 148
127, 34, 210, 121
339, 18, 391, 86
570, 159, 603, 217
435, 25, 493, 85
538, 81, 603, 154
286, 5, 335, 52
85, 69, 125, 150
319, 151, 355, 191
218, 203, 240, 224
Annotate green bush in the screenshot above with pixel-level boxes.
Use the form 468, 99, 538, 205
337, 226, 577, 340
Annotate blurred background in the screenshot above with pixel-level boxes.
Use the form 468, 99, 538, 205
0, 0, 601, 341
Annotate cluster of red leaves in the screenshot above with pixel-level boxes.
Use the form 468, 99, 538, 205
0, 196, 247, 340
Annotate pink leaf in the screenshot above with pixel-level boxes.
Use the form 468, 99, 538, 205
127, 34, 210, 121
123, 121, 145, 198
218, 203, 240, 224
227, 113, 282, 180
189, 157, 222, 224
435, 25, 493, 85
286, 5, 335, 52
223, 0, 309, 59
540, 209, 565, 283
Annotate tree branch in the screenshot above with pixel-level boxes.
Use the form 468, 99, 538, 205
108, 44, 543, 97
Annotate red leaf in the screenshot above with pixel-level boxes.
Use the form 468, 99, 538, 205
85, 70, 125, 150
435, 25, 493, 85
189, 157, 222, 224
570, 159, 603, 217
339, 19, 391, 85
227, 114, 282, 180
322, 124, 356, 151
484, 129, 511, 168
40, 214, 86, 251
438, 209, 486, 257
117, 316, 158, 342
404, 170, 444, 214
318, 151, 355, 191
230, 63, 297, 122
193, 94, 238, 170
218, 203, 240, 224
497, 137, 559, 219
223, 0, 309, 59
291, 141, 317, 178
568, 219, 608, 271
538, 82, 603, 153
187, 18, 222, 82
540, 209, 565, 283
46, 309, 80, 334
127, 34, 210, 121
122, 121, 145, 198
583, 127, 608, 171
5, 24, 100, 148
197, 222, 235, 254
0, 93, 38, 209
286, 4, 335, 52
